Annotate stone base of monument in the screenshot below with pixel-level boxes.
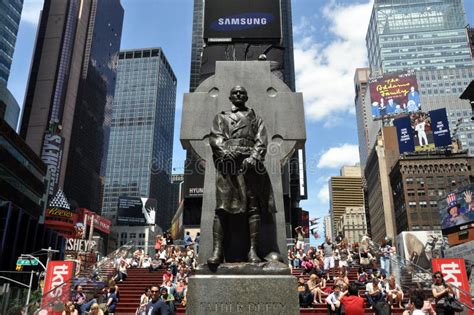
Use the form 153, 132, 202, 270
186, 273, 299, 315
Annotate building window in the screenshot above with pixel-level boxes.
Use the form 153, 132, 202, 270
406, 177, 414, 184
419, 201, 427, 208
409, 202, 417, 208
130, 233, 136, 238
139, 233, 145, 239
417, 190, 426, 196
407, 190, 415, 197
121, 233, 127, 239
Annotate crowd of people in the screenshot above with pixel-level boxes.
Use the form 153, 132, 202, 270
293, 234, 464, 315
61, 231, 198, 315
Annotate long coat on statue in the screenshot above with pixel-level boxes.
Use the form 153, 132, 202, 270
209, 106, 275, 215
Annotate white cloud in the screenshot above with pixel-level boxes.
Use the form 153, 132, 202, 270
294, 0, 374, 121
317, 144, 360, 169
21, 0, 43, 25
317, 184, 330, 203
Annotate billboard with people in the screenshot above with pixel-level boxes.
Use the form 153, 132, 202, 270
369, 72, 420, 120
396, 231, 443, 282
394, 108, 451, 154
438, 184, 474, 234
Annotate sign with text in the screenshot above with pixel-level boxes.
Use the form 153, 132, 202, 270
41, 261, 75, 314
117, 196, 157, 226
41, 134, 64, 196
65, 239, 96, 252
369, 72, 420, 120
204, 0, 281, 41
432, 258, 473, 314
394, 116, 415, 154
77, 208, 111, 234
430, 108, 451, 148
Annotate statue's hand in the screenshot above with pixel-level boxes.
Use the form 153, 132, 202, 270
242, 157, 256, 169
222, 150, 237, 160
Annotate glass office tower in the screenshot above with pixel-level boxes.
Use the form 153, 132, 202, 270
102, 48, 177, 228
367, 0, 472, 74
0, 0, 23, 129
0, 0, 22, 83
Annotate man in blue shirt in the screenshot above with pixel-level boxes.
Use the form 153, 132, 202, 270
147, 286, 169, 315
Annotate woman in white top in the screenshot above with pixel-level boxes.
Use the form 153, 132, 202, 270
136, 287, 150, 315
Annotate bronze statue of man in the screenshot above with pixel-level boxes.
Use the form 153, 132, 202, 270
207, 86, 274, 264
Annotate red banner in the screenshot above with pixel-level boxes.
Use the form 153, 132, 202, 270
77, 208, 111, 234
41, 261, 75, 314
432, 258, 473, 314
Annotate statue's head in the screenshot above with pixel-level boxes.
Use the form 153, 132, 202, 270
229, 86, 248, 107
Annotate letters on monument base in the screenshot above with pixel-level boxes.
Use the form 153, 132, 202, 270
186, 275, 299, 315
196, 260, 290, 275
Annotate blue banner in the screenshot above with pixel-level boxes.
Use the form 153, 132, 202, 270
429, 108, 451, 148
394, 116, 415, 154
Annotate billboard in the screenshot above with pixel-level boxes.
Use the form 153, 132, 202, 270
117, 197, 157, 226
41, 261, 75, 314
369, 72, 420, 120
439, 184, 474, 234
394, 116, 415, 154
203, 0, 281, 41
432, 258, 473, 313
396, 231, 443, 278
41, 133, 64, 196
394, 108, 451, 154
430, 108, 452, 148
410, 111, 435, 151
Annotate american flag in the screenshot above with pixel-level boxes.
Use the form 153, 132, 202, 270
446, 193, 457, 207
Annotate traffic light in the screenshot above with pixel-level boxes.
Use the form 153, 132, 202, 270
15, 265, 23, 271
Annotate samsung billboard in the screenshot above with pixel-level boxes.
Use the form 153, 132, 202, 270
204, 0, 282, 41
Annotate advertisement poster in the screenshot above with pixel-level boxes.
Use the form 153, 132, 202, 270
117, 196, 157, 226
396, 231, 443, 282
41, 133, 64, 196
429, 108, 452, 148
369, 71, 420, 120
410, 112, 435, 151
394, 116, 415, 154
204, 0, 281, 41
41, 261, 75, 314
432, 258, 473, 314
438, 184, 474, 234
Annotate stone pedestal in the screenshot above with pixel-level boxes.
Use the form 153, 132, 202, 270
186, 274, 299, 315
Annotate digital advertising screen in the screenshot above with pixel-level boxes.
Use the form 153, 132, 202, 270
369, 72, 420, 120
204, 0, 281, 41
438, 184, 474, 235
117, 196, 157, 226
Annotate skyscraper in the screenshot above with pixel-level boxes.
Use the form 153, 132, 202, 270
329, 166, 365, 236
0, 0, 23, 129
20, 0, 124, 211
366, 0, 472, 75
102, 48, 177, 229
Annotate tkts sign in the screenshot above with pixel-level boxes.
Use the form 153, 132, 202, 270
41, 134, 64, 196
41, 261, 75, 314
432, 258, 473, 314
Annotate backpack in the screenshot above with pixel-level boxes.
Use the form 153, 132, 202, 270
374, 301, 391, 315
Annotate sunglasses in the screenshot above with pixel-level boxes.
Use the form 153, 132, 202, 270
151, 290, 159, 293
435, 276, 442, 279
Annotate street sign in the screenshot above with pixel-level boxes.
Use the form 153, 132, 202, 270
16, 259, 39, 266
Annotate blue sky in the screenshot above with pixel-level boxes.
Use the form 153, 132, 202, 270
9, 0, 474, 243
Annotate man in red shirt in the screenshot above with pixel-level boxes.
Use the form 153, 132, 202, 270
340, 282, 365, 315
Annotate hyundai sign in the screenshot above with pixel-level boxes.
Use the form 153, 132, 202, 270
204, 0, 281, 41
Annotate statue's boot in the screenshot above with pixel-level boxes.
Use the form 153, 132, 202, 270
207, 215, 224, 265
248, 213, 261, 263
